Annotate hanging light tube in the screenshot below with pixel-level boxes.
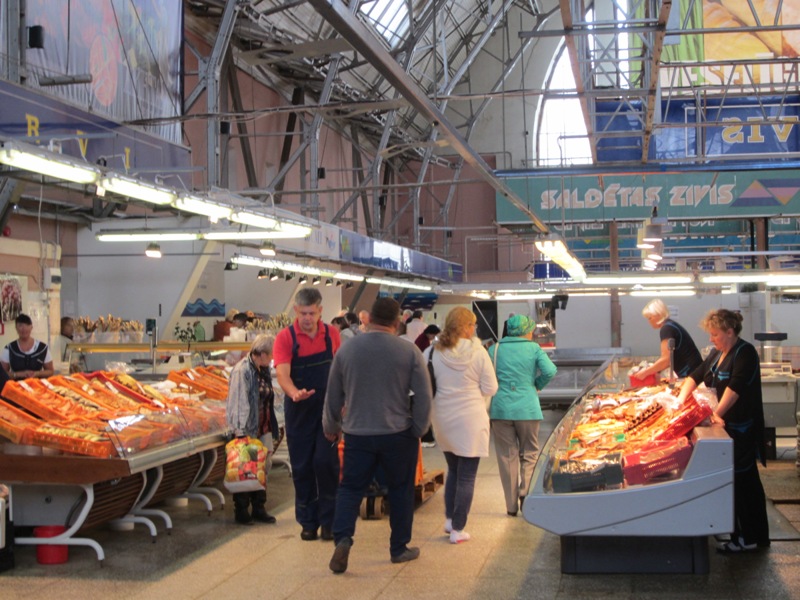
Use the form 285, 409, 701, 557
699, 272, 800, 285
97, 173, 176, 205
365, 277, 433, 291
203, 230, 307, 240
0, 140, 101, 184
96, 231, 201, 242
229, 211, 278, 230
534, 235, 587, 282
585, 274, 694, 285
172, 194, 232, 222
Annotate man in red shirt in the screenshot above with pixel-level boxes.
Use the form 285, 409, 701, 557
274, 288, 341, 541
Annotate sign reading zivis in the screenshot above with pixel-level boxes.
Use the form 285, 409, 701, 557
496, 169, 800, 224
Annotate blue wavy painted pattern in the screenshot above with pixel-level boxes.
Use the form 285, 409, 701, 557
182, 298, 226, 317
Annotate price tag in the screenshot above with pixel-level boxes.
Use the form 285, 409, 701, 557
19, 381, 34, 393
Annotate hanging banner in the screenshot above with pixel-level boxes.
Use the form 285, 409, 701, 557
496, 168, 800, 224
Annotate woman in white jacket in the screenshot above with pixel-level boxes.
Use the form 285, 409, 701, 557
424, 307, 498, 544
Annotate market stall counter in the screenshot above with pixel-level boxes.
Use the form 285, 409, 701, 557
1, 434, 226, 563
0, 368, 232, 563
523, 355, 733, 574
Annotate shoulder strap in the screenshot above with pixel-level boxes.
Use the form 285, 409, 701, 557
288, 325, 299, 358
492, 343, 498, 370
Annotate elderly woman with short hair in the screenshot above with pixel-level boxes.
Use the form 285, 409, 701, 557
226, 334, 279, 526
635, 298, 702, 382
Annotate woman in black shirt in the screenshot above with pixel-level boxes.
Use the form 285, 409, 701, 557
676, 309, 769, 553
634, 299, 702, 382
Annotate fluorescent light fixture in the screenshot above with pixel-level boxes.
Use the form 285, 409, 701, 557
259, 241, 276, 256
495, 293, 553, 301
312, 276, 321, 285
172, 194, 232, 222
273, 222, 312, 237
642, 223, 662, 243
257, 268, 269, 279
299, 274, 308, 284
646, 242, 663, 261
144, 242, 162, 258
270, 270, 281, 281
630, 289, 696, 297
0, 141, 100, 184
636, 229, 654, 249
699, 272, 800, 286
229, 211, 277, 230
98, 173, 176, 205
586, 274, 694, 285
325, 278, 333, 286
534, 235, 586, 282
203, 230, 305, 240
96, 231, 201, 242
642, 259, 659, 269
331, 272, 365, 282
366, 277, 433, 291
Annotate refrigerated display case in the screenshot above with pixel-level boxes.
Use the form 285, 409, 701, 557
523, 355, 733, 574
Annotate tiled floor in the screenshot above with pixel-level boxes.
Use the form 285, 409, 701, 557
2, 414, 800, 600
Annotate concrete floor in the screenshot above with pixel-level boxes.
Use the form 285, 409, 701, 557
3, 410, 800, 600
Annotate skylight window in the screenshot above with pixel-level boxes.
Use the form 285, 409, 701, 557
359, 0, 411, 48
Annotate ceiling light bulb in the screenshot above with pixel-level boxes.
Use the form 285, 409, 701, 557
325, 278, 333, 286
145, 242, 162, 258
260, 241, 277, 256
298, 275, 308, 284
312, 276, 321, 285
257, 269, 269, 279
269, 269, 281, 281
284, 272, 295, 281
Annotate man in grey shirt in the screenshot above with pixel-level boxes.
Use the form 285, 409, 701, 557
323, 297, 432, 574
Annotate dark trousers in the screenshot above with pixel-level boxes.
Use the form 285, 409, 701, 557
285, 398, 339, 530
333, 429, 419, 557
727, 422, 770, 546
233, 489, 266, 515
443, 452, 480, 531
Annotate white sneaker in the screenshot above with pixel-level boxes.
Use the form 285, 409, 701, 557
450, 529, 471, 544
444, 518, 452, 533
421, 441, 436, 448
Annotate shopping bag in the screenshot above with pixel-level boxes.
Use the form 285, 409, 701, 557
223, 436, 267, 493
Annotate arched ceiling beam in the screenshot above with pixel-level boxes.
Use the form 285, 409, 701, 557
307, 0, 549, 234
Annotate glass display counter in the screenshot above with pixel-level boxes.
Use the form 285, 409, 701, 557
523, 355, 733, 574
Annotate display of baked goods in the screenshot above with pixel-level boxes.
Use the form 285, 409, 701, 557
0, 369, 228, 458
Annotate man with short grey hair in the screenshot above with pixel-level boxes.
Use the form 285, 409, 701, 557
274, 287, 341, 541
324, 297, 432, 574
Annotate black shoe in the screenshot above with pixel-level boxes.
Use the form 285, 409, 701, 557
507, 511, 518, 517
252, 510, 277, 524
301, 528, 319, 541
390, 546, 420, 564
321, 526, 334, 541
235, 512, 254, 526
329, 538, 352, 574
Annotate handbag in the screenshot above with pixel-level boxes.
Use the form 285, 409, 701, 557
223, 436, 267, 493
427, 346, 437, 395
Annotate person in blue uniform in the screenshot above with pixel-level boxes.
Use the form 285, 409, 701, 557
676, 309, 770, 553
274, 288, 341, 541
634, 299, 702, 382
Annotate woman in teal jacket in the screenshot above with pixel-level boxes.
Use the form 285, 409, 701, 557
490, 315, 557, 516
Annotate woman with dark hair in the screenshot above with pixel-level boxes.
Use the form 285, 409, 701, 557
424, 307, 498, 544
676, 309, 770, 553
1, 313, 54, 380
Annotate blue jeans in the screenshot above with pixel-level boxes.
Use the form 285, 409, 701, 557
443, 452, 480, 531
332, 429, 419, 557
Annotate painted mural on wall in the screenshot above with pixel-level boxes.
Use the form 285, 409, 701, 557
181, 265, 225, 318
14, 0, 182, 143
0, 277, 23, 322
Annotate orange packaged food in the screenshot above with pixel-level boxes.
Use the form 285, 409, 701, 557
3, 379, 110, 421
26, 421, 117, 458
0, 398, 41, 443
